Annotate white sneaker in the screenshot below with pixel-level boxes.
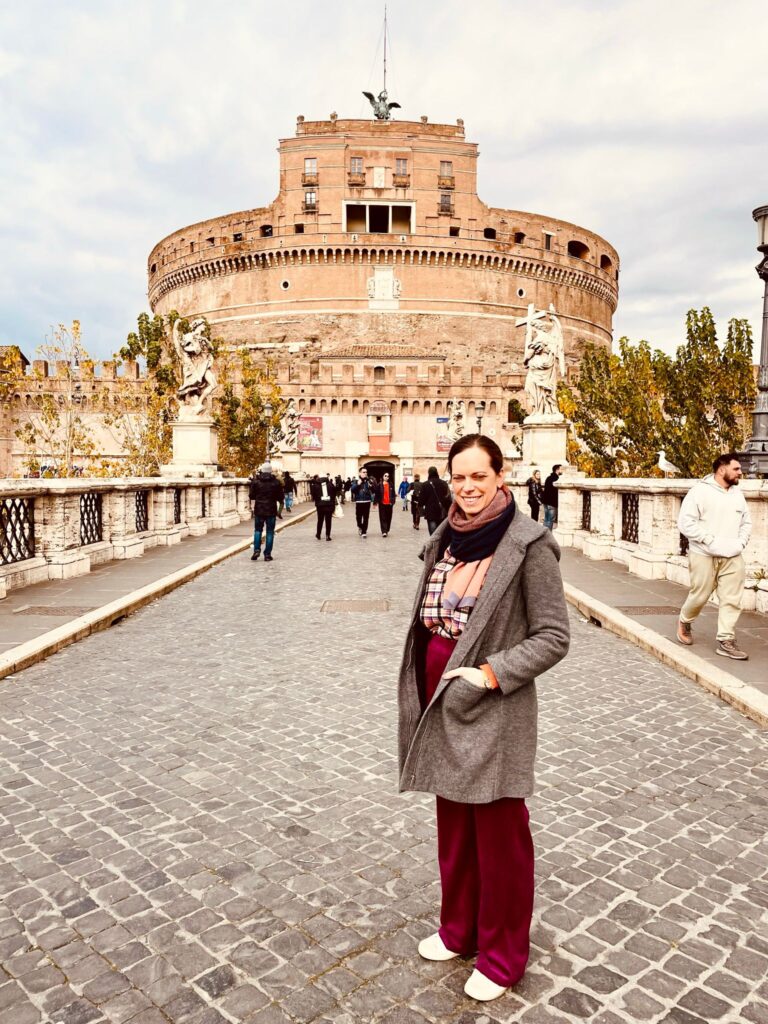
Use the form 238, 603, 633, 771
417, 932, 459, 961
464, 969, 508, 1001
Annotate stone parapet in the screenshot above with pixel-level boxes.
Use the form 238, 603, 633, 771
0, 477, 307, 598
508, 477, 768, 615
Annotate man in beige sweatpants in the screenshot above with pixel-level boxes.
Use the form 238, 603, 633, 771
677, 453, 752, 660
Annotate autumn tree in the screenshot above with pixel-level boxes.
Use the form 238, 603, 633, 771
15, 321, 99, 476
559, 308, 755, 478
215, 349, 285, 477
101, 312, 181, 476
656, 308, 755, 476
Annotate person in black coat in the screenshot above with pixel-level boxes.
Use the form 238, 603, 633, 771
526, 470, 544, 522
249, 462, 284, 561
409, 474, 423, 530
282, 471, 297, 513
418, 466, 452, 534
542, 464, 563, 531
310, 474, 337, 541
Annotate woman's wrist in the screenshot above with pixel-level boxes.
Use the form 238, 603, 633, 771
480, 663, 499, 690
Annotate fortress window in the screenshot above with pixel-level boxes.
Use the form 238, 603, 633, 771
396, 158, 408, 175
347, 204, 366, 232
189, 242, 195, 252
295, 223, 305, 234
567, 240, 590, 260
543, 231, 553, 250
483, 227, 497, 240
207, 236, 215, 245
150, 263, 157, 274
350, 157, 364, 175
440, 194, 454, 214
450, 226, 460, 237
392, 205, 410, 233
304, 157, 317, 175
374, 365, 385, 382
440, 161, 453, 176
260, 224, 273, 237
514, 232, 526, 244
600, 254, 613, 272
233, 232, 243, 242
280, 280, 290, 290
304, 191, 317, 211
369, 205, 389, 232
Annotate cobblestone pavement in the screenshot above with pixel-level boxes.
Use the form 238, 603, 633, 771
1, 506, 767, 1024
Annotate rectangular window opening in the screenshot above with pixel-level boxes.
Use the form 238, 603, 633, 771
392, 206, 411, 233
295, 223, 305, 234
450, 226, 460, 237
346, 204, 366, 232
369, 205, 389, 233
350, 157, 364, 174
396, 158, 408, 175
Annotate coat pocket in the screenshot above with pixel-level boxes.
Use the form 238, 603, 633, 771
442, 678, 490, 725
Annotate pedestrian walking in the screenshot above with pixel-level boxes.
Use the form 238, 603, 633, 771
248, 462, 284, 562
398, 433, 570, 1001
310, 473, 337, 541
351, 467, 376, 538
282, 471, 296, 513
399, 477, 410, 510
410, 474, 423, 530
375, 471, 396, 536
526, 470, 544, 522
542, 464, 563, 530
419, 466, 452, 535
335, 474, 345, 504
677, 452, 752, 659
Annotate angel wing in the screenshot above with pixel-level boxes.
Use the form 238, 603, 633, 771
387, 101, 402, 110
362, 91, 376, 104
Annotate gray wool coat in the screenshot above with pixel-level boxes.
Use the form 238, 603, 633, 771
398, 509, 570, 803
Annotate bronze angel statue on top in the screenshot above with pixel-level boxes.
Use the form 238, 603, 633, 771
363, 89, 401, 120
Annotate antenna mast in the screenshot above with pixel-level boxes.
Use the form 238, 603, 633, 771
383, 3, 387, 92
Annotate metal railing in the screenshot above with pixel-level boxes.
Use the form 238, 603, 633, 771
135, 490, 149, 533
580, 491, 591, 533
80, 492, 103, 545
620, 492, 639, 544
1, 497, 34, 565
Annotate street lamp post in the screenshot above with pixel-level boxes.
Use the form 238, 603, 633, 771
475, 400, 486, 434
740, 205, 768, 477
263, 401, 274, 460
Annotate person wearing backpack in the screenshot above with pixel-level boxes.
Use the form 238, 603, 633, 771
419, 466, 452, 535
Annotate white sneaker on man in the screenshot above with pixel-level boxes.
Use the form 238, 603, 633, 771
464, 968, 508, 1001
417, 932, 459, 961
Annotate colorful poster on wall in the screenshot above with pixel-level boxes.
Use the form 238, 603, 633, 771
436, 417, 451, 452
298, 416, 323, 451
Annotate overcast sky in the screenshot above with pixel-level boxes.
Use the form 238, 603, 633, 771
1, 0, 766, 361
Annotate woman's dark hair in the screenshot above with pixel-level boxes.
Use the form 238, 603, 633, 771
447, 433, 504, 474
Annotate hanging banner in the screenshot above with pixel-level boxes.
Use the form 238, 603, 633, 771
298, 416, 323, 451
436, 417, 451, 452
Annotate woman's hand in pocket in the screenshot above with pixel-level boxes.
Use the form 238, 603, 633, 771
443, 667, 487, 689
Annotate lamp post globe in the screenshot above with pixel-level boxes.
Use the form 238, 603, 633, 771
475, 400, 486, 433
739, 205, 768, 477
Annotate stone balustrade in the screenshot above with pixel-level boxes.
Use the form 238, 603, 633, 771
0, 477, 311, 599
509, 476, 768, 614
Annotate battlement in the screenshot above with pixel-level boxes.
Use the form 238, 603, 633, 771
294, 116, 466, 139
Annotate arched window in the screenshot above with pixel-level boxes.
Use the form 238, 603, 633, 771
363, 400, 370, 413
374, 365, 385, 382
412, 400, 420, 412
434, 400, 443, 415
567, 240, 589, 260
483, 227, 497, 240
600, 254, 613, 272
298, 399, 306, 412
330, 399, 338, 411
341, 399, 349, 412
424, 400, 431, 413
352, 399, 359, 411
320, 399, 328, 412
489, 401, 497, 415
401, 400, 409, 411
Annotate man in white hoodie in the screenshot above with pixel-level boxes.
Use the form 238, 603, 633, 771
677, 453, 752, 659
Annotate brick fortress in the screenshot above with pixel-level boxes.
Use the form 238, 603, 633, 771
148, 114, 619, 480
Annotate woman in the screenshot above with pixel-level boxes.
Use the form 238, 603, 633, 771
398, 434, 569, 1001
375, 471, 396, 537
526, 469, 544, 521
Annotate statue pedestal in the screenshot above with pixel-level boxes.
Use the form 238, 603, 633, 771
161, 419, 220, 478
521, 415, 568, 474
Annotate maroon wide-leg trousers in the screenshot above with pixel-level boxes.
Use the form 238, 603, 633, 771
424, 633, 534, 988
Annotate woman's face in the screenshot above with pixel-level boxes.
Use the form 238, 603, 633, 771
533, 471, 541, 482
450, 446, 504, 517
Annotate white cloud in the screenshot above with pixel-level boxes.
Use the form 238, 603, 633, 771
0, 0, 766, 359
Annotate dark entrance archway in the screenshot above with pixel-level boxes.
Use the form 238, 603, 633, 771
362, 459, 396, 491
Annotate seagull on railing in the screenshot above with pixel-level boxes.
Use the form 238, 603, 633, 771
657, 449, 682, 477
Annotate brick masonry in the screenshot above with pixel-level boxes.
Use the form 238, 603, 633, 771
0, 509, 766, 1023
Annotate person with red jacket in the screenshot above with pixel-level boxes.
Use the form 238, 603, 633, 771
375, 471, 396, 537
